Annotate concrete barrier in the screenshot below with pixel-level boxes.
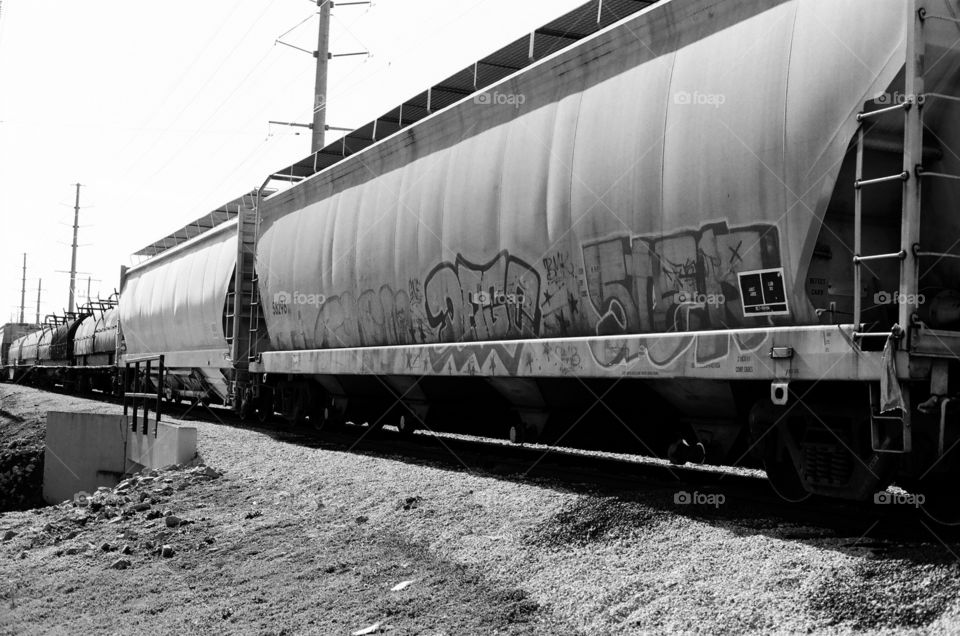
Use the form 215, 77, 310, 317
43, 411, 198, 505
43, 412, 129, 505
127, 420, 198, 473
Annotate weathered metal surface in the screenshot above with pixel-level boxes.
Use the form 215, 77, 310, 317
256, 0, 918, 364
11, 329, 41, 365
119, 220, 236, 369
73, 309, 119, 363
259, 325, 894, 383
0, 323, 37, 367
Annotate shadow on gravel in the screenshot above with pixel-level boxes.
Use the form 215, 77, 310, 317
176, 415, 960, 633
365, 535, 580, 634
807, 550, 960, 630
527, 496, 668, 547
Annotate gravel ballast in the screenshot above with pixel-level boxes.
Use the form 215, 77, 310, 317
2, 383, 960, 634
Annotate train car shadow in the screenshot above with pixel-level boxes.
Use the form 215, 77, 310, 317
206, 415, 960, 558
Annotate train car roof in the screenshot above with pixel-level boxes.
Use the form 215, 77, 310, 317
132, 190, 259, 259
129, 0, 654, 261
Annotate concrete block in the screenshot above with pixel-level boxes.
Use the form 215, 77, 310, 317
127, 420, 198, 472
43, 411, 128, 505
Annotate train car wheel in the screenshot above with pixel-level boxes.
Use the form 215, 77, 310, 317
396, 412, 418, 437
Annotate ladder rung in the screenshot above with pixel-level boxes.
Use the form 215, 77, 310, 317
857, 102, 911, 121
915, 251, 960, 260
923, 92, 960, 105
853, 250, 906, 264
923, 12, 960, 25
854, 332, 893, 339
918, 170, 960, 181
855, 172, 909, 189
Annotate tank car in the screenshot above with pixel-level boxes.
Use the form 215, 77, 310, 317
0, 323, 38, 382
8, 328, 42, 383
70, 302, 120, 393
229, 0, 960, 507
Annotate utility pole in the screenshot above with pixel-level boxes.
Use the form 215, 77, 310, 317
68, 183, 82, 313
18, 253, 26, 323
273, 1, 368, 150
312, 0, 331, 153
35, 279, 41, 325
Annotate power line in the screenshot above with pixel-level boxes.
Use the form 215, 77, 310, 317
109, 0, 284, 189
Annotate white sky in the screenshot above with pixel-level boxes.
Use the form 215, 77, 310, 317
0, 0, 587, 323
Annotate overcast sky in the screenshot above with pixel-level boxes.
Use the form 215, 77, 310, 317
0, 0, 587, 323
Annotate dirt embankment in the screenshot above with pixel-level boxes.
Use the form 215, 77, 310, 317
3, 383, 960, 635
0, 402, 45, 512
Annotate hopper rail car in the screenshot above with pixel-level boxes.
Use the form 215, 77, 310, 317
6, 0, 960, 513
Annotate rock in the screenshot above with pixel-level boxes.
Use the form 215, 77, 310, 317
352, 622, 382, 636
391, 580, 415, 592
400, 496, 422, 511
244, 511, 262, 520
132, 502, 151, 512
2, 530, 17, 541
64, 547, 80, 555
120, 544, 133, 555
110, 558, 131, 570
160, 544, 174, 558
100, 542, 112, 552
355, 515, 369, 524
203, 536, 215, 544
195, 466, 221, 479
145, 510, 163, 520
164, 515, 181, 528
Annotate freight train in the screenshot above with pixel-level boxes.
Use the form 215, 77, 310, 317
6, 0, 960, 509
2, 299, 119, 393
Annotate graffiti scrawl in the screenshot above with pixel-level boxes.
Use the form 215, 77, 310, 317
424, 251, 542, 341
581, 221, 781, 366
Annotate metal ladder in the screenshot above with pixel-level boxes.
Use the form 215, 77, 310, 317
225, 191, 263, 408
853, 1, 960, 336
852, 1, 960, 453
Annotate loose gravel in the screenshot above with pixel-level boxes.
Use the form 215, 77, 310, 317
3, 384, 960, 634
